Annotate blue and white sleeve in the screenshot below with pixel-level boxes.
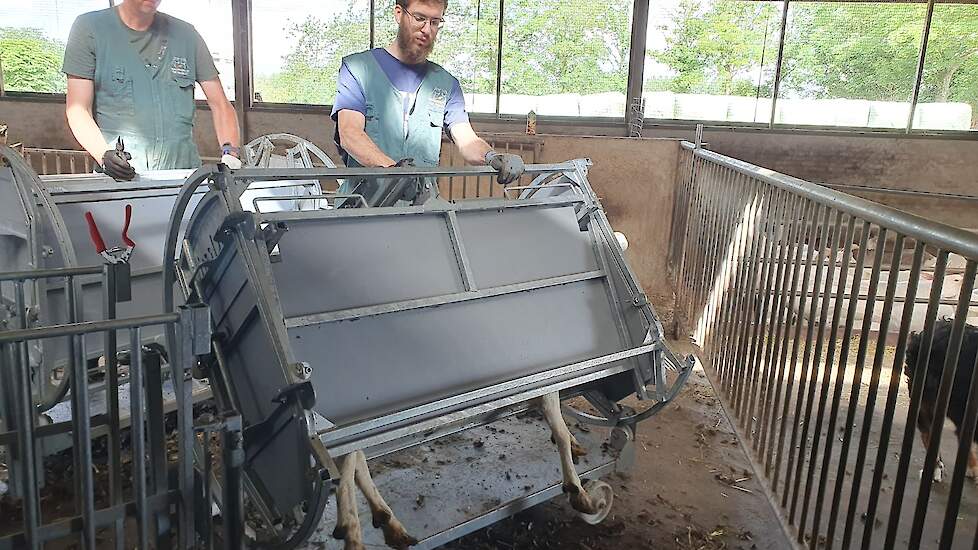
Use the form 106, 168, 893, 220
331, 62, 367, 119
443, 77, 470, 130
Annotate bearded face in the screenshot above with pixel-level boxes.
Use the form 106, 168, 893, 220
394, 1, 445, 63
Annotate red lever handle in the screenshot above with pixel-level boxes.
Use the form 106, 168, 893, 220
84, 212, 107, 254
121, 204, 135, 248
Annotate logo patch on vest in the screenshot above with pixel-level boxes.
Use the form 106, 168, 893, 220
170, 57, 190, 78
428, 88, 449, 111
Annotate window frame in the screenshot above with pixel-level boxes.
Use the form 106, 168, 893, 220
1, 0, 975, 138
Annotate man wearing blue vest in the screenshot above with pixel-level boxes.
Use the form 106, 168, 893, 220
63, 0, 241, 181
332, 0, 525, 203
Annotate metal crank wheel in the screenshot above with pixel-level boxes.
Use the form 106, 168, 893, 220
246, 474, 329, 550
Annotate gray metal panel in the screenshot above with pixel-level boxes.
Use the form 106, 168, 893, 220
272, 216, 465, 317
293, 278, 624, 425
456, 206, 599, 289
204, 242, 311, 514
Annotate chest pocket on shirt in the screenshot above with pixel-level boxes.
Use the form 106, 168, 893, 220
107, 66, 136, 118
168, 75, 196, 126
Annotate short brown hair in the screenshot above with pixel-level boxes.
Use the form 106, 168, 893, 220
396, 0, 448, 11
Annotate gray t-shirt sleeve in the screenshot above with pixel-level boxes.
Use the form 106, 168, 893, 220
192, 27, 220, 83
62, 14, 97, 79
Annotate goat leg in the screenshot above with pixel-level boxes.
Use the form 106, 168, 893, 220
333, 453, 365, 550
353, 450, 418, 549
540, 392, 597, 515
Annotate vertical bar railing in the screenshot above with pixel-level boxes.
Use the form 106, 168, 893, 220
670, 142, 978, 549
439, 135, 544, 201
0, 265, 213, 548
22, 148, 94, 175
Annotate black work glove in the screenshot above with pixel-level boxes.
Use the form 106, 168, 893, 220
100, 148, 136, 181
485, 151, 525, 185
378, 158, 420, 206
344, 158, 420, 208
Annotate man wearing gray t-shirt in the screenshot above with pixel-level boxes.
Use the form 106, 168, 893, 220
63, 0, 240, 180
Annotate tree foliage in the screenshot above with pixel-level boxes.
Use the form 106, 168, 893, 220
0, 27, 66, 93
498, 0, 631, 96
253, 0, 631, 103
652, 0, 779, 96
254, 5, 370, 104
917, 5, 978, 107
653, 0, 978, 126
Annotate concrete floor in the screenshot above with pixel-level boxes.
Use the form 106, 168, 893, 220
730, 335, 978, 550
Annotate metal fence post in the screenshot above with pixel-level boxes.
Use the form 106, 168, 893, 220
177, 304, 211, 547
221, 414, 244, 550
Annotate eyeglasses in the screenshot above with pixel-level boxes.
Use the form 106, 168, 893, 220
401, 8, 445, 30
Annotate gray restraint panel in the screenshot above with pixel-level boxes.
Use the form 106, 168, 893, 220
274, 205, 622, 425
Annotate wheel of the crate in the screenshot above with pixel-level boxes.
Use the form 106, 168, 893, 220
240, 133, 337, 213
242, 133, 334, 169
0, 145, 80, 410
578, 479, 614, 525
245, 475, 329, 550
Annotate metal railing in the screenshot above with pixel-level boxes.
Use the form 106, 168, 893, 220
670, 140, 978, 549
0, 264, 217, 549
438, 134, 544, 201
19, 134, 544, 201
22, 147, 94, 175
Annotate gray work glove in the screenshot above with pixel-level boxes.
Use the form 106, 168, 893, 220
100, 148, 136, 181
485, 151, 525, 185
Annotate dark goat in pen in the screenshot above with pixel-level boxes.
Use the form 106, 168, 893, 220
906, 318, 978, 482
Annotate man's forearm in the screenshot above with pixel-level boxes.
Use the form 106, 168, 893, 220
213, 103, 240, 148
458, 136, 493, 165
66, 105, 110, 162
341, 128, 396, 167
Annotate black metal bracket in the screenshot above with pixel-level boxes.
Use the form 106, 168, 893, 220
260, 221, 289, 259
242, 381, 316, 464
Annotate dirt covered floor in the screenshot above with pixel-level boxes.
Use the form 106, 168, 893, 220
445, 347, 790, 550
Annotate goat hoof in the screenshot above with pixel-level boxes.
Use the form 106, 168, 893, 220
381, 521, 418, 549
967, 466, 978, 480
332, 524, 348, 540
577, 480, 615, 525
